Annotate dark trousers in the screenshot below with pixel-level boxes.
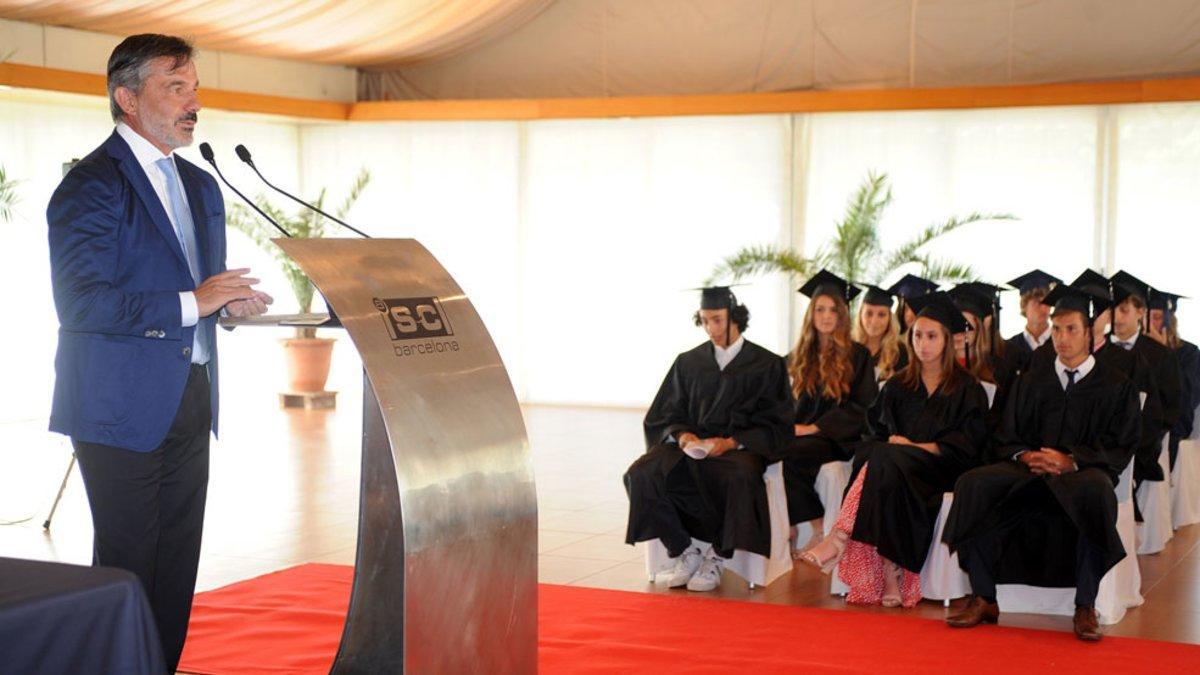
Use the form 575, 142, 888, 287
73, 364, 211, 672
958, 525, 1107, 608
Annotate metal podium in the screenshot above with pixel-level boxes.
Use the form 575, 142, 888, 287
224, 239, 537, 673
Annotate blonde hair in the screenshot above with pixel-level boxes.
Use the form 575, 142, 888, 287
964, 314, 996, 383
790, 293, 855, 401
852, 302, 903, 380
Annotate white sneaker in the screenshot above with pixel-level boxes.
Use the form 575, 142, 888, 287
665, 546, 704, 588
686, 555, 724, 592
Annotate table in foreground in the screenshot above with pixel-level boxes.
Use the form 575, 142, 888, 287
0, 556, 164, 674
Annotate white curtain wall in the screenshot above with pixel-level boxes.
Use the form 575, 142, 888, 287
3, 90, 1199, 422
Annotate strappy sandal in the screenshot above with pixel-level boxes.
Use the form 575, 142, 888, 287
881, 560, 904, 607
798, 530, 847, 574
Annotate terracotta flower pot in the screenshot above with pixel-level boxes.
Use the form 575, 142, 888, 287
281, 337, 336, 393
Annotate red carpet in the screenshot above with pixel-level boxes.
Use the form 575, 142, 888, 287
180, 564, 1198, 674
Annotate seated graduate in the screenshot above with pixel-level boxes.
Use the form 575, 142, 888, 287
1004, 270, 1062, 373
800, 292, 988, 608
1147, 289, 1200, 469
1111, 271, 1181, 487
948, 284, 1018, 424
782, 270, 879, 556
624, 286, 792, 592
853, 285, 909, 382
942, 285, 1140, 642
887, 273, 941, 336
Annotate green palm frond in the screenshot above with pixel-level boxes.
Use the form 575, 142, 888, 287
879, 212, 1016, 280
705, 245, 815, 285
917, 257, 977, 282
0, 165, 18, 223
224, 169, 371, 314
820, 171, 890, 281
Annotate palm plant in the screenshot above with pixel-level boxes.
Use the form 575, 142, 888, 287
225, 168, 370, 336
706, 172, 1015, 287
0, 165, 17, 223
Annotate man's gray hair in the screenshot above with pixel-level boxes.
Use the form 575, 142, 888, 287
106, 34, 194, 122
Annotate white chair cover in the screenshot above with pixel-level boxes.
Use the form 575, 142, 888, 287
996, 457, 1143, 625
642, 461, 793, 589
1171, 404, 1200, 529
1135, 436, 1174, 554
920, 493, 972, 602
792, 460, 852, 596
917, 380, 998, 602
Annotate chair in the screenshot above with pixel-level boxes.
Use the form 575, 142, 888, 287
642, 461, 792, 589
917, 381, 997, 604
1171, 404, 1200, 529
995, 456, 1143, 624
995, 392, 1147, 624
1135, 436, 1174, 554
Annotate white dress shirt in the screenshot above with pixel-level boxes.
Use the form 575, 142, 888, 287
1023, 325, 1052, 351
1111, 330, 1140, 351
116, 123, 205, 363
1054, 355, 1095, 390
714, 335, 745, 371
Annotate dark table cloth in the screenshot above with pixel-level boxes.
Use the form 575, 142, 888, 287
0, 556, 164, 674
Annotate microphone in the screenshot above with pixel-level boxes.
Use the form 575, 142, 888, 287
198, 142, 293, 239
235, 144, 371, 238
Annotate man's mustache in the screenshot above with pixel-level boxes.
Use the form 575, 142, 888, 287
178, 112, 198, 124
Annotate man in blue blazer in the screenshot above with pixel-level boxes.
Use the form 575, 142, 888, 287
46, 34, 271, 670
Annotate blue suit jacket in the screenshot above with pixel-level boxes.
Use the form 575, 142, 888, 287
47, 131, 225, 452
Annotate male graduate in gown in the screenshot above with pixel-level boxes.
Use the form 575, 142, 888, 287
624, 287, 793, 592
1110, 271, 1181, 489
1004, 270, 1061, 373
943, 285, 1140, 641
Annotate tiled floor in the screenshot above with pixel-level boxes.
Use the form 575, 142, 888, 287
3, 398, 1199, 645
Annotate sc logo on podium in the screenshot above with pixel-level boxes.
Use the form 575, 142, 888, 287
374, 297, 455, 340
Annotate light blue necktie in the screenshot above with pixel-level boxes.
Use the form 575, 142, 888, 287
156, 157, 209, 363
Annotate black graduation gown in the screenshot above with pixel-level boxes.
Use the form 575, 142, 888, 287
779, 342, 878, 524
625, 339, 793, 557
943, 360, 1140, 586
1005, 332, 1036, 374
850, 376, 989, 572
1131, 334, 1182, 445
1170, 341, 1200, 468
1031, 340, 1164, 483
867, 344, 909, 381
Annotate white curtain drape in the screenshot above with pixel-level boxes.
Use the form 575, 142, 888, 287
5, 89, 1200, 425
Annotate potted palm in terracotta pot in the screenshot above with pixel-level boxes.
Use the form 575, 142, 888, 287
225, 169, 370, 402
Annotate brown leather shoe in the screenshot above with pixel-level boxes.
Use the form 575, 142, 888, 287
1074, 606, 1102, 641
946, 596, 999, 628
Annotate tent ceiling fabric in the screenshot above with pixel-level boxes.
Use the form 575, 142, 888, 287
359, 0, 1200, 100
0, 0, 555, 67
4, 0, 1199, 101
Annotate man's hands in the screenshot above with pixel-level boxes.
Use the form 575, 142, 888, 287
225, 290, 274, 317
795, 423, 819, 437
1019, 448, 1078, 475
677, 433, 738, 458
195, 268, 268, 317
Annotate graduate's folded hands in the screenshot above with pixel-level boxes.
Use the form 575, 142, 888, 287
1020, 448, 1077, 475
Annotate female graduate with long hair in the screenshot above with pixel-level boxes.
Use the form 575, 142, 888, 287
853, 285, 908, 382
782, 270, 878, 556
800, 292, 989, 607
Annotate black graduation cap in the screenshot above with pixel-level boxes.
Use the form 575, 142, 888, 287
1069, 269, 1112, 300
697, 286, 738, 310
1148, 288, 1186, 313
1007, 270, 1061, 295
1045, 284, 1110, 325
908, 291, 969, 334
859, 284, 896, 308
799, 269, 861, 303
1110, 270, 1151, 306
886, 274, 939, 300
947, 285, 993, 320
